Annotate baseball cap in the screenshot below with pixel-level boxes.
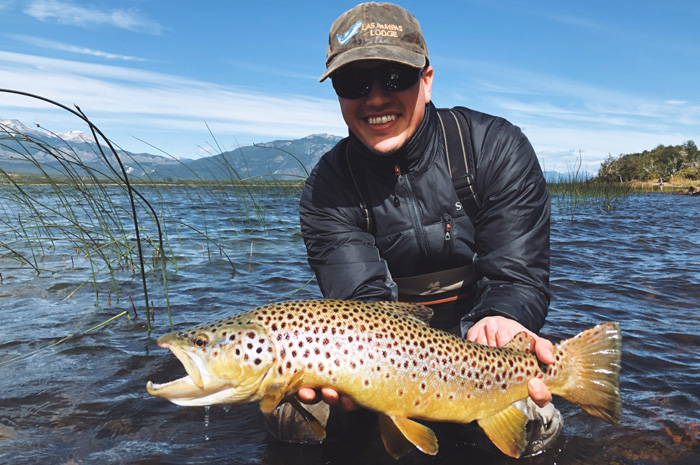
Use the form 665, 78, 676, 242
320, 2, 429, 82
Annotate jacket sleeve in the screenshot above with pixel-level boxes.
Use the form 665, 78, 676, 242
299, 148, 398, 302
461, 117, 551, 333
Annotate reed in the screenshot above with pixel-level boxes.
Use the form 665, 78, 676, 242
547, 153, 632, 220
549, 177, 632, 220
1, 90, 308, 337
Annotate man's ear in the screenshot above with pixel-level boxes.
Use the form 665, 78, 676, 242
422, 65, 434, 104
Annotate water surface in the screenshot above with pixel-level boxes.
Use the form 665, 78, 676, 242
1, 189, 698, 464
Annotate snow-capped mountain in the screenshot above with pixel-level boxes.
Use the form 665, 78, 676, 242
0, 119, 343, 180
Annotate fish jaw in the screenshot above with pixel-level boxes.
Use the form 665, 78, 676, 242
146, 341, 217, 406
146, 377, 245, 407
147, 322, 277, 408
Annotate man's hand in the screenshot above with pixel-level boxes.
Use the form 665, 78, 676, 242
466, 315, 554, 408
297, 387, 358, 411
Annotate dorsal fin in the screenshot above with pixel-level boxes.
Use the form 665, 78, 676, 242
376, 302, 434, 326
505, 331, 537, 353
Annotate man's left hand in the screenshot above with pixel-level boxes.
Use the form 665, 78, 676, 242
466, 316, 554, 408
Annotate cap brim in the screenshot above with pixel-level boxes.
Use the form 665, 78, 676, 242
319, 45, 427, 82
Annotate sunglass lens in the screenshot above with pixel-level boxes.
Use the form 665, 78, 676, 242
379, 66, 421, 92
332, 70, 371, 99
332, 64, 422, 99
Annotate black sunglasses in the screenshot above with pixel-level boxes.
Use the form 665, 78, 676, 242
331, 64, 423, 99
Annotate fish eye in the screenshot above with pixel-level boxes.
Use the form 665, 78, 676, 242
193, 336, 208, 347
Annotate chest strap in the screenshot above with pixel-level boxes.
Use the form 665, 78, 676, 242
436, 108, 481, 221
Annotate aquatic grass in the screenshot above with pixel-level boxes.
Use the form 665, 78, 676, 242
549, 177, 632, 220
547, 152, 632, 220
0, 310, 130, 368
1, 90, 310, 338
1, 89, 164, 331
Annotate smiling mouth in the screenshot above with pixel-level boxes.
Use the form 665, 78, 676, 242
366, 114, 397, 125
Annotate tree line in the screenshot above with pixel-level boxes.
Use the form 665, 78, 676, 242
597, 140, 699, 182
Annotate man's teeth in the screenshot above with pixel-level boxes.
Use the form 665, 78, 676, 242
367, 115, 397, 125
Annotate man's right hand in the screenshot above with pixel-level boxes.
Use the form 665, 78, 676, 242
298, 387, 358, 411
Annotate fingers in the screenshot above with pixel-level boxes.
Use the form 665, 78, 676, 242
535, 337, 556, 365
485, 317, 499, 346
495, 328, 513, 347
320, 387, 340, 406
297, 387, 320, 404
338, 394, 359, 411
297, 387, 358, 411
527, 378, 552, 407
466, 317, 514, 348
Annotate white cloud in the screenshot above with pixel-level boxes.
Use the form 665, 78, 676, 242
436, 56, 700, 170
7, 34, 147, 61
0, 51, 346, 156
23, 0, 163, 35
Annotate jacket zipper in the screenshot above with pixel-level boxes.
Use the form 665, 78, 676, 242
395, 164, 428, 258
443, 215, 455, 255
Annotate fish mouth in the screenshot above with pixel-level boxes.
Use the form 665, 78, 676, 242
146, 340, 221, 406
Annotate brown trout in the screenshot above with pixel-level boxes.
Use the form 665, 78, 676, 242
147, 299, 621, 458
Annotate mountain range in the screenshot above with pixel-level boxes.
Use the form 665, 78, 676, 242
1, 118, 570, 182
0, 119, 343, 181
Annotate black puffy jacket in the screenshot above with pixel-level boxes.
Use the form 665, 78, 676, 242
299, 102, 550, 334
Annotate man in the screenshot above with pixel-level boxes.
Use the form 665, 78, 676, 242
268, 2, 561, 456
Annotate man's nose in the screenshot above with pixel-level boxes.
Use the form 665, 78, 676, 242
363, 79, 392, 104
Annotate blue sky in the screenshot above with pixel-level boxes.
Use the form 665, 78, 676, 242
1, 0, 698, 171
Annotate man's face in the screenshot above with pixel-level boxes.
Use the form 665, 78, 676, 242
337, 60, 434, 156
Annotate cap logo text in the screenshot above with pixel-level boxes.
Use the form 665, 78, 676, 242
362, 22, 404, 38
336, 20, 363, 46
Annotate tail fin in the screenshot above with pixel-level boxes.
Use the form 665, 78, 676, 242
550, 322, 622, 424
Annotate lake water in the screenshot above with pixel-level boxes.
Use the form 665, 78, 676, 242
1, 186, 699, 464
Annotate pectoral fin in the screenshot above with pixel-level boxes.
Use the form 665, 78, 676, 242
259, 371, 305, 413
383, 415, 438, 456
377, 413, 414, 459
477, 406, 529, 458
259, 383, 287, 413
